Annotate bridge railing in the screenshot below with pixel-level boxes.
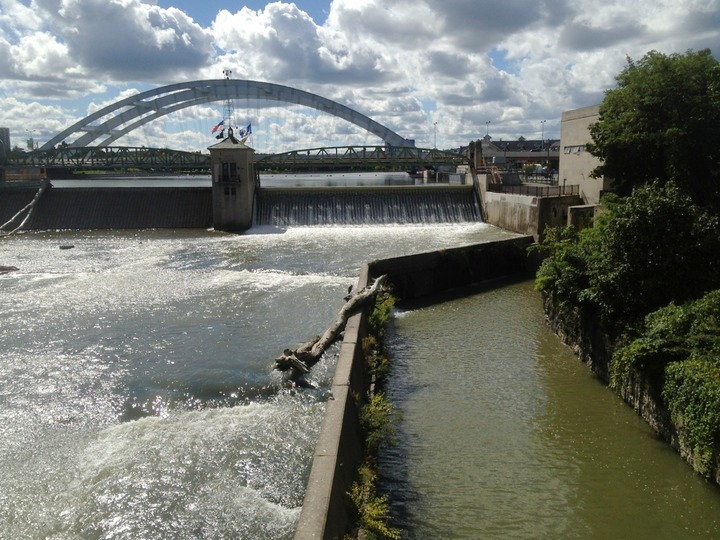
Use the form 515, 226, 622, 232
257, 145, 468, 170
6, 144, 470, 172
8, 146, 211, 171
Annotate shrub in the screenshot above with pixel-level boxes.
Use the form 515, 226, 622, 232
368, 292, 396, 339
663, 359, 720, 477
537, 183, 720, 332
359, 391, 397, 455
345, 289, 400, 539
347, 465, 401, 540
610, 290, 720, 477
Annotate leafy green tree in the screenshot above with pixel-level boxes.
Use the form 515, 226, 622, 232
534, 220, 600, 309
588, 49, 720, 211
588, 182, 720, 326
536, 182, 720, 330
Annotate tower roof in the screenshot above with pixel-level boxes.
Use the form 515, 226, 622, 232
208, 135, 253, 151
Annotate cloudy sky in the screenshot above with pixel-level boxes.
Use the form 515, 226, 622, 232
1, 0, 719, 153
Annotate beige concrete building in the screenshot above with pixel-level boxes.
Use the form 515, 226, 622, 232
558, 104, 613, 205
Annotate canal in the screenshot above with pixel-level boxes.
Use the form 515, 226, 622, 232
380, 281, 720, 539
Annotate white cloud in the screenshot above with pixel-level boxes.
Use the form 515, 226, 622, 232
0, 0, 718, 151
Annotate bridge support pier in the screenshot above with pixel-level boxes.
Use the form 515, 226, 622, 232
209, 135, 256, 232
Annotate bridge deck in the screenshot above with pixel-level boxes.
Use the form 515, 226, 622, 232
6, 145, 468, 173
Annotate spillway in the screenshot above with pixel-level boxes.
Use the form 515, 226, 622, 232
254, 186, 483, 226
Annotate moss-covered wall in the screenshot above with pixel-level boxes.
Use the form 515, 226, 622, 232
542, 292, 720, 486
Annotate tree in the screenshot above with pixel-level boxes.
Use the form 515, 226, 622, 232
588, 49, 720, 211
536, 182, 720, 330
588, 182, 720, 326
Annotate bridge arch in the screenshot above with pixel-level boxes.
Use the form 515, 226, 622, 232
40, 80, 414, 151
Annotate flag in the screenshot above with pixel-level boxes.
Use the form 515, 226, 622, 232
238, 123, 252, 138
211, 120, 224, 133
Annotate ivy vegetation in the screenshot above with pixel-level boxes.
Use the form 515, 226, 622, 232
345, 290, 401, 540
612, 292, 720, 476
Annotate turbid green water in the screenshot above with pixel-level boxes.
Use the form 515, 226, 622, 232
380, 281, 720, 539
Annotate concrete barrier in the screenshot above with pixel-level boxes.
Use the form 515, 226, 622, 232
0, 186, 213, 230
482, 191, 581, 242
294, 235, 535, 539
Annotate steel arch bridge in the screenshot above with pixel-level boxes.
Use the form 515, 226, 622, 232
39, 79, 414, 151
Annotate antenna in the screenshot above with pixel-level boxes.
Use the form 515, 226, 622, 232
222, 68, 234, 136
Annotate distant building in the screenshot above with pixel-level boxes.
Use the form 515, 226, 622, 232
470, 136, 560, 173
558, 105, 612, 205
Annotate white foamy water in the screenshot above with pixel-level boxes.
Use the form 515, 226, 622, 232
0, 223, 513, 538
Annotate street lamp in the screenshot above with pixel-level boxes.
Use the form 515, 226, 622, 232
25, 129, 39, 150
540, 120, 546, 149
485, 120, 491, 137
433, 121, 437, 148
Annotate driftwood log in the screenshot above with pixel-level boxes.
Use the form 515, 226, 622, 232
274, 275, 387, 380
0, 179, 50, 236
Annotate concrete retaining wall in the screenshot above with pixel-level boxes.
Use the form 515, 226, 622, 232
482, 191, 581, 242
294, 267, 372, 540
0, 185, 212, 230
294, 236, 536, 539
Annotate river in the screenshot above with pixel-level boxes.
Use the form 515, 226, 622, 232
0, 223, 513, 539
380, 281, 720, 539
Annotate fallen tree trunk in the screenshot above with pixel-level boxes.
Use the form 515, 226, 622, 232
0, 180, 50, 236
274, 275, 387, 379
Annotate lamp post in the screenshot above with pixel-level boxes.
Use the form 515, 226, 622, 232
540, 120, 546, 149
433, 121, 437, 148
25, 129, 39, 150
485, 120, 491, 137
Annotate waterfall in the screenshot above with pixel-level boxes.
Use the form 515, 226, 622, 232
254, 186, 483, 226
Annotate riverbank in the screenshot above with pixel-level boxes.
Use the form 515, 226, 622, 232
543, 293, 720, 486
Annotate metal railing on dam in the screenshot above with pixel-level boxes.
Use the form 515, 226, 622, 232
487, 182, 580, 197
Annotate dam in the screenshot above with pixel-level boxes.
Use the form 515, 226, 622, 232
0, 173, 481, 232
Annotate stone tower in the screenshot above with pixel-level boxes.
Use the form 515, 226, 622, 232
208, 134, 256, 232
